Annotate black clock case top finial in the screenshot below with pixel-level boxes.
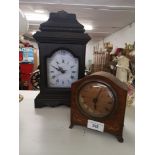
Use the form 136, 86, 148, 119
33, 11, 91, 108
33, 10, 90, 44
39, 10, 85, 33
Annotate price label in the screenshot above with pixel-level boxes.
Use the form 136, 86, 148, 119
87, 120, 104, 132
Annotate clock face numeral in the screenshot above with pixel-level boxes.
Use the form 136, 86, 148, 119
52, 75, 56, 79
70, 75, 74, 79
47, 49, 79, 88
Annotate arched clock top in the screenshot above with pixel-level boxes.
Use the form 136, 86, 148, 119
46, 47, 79, 59
72, 71, 128, 92
91, 71, 128, 91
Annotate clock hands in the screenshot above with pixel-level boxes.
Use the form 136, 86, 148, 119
58, 66, 67, 74
51, 65, 67, 74
51, 65, 60, 71
92, 88, 102, 110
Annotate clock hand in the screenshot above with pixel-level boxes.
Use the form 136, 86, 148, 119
54, 61, 67, 74
92, 88, 102, 110
51, 65, 60, 71
52, 64, 67, 74
52, 65, 67, 73
58, 66, 67, 74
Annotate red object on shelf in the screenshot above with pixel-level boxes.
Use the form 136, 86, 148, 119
20, 63, 34, 81
19, 51, 23, 61
115, 48, 124, 56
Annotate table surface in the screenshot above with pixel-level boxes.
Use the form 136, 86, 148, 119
19, 90, 135, 155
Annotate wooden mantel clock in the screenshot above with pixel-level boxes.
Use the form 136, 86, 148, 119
69, 71, 128, 142
33, 11, 91, 107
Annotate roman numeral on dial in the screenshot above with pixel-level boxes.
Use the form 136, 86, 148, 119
70, 75, 74, 79
52, 75, 56, 79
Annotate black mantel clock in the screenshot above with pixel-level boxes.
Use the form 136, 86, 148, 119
33, 11, 91, 108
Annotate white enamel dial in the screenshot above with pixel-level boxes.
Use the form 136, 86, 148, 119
47, 49, 79, 88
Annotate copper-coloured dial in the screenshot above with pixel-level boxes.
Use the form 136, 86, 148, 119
78, 81, 116, 118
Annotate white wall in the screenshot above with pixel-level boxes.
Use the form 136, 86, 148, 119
85, 40, 97, 69
104, 22, 135, 50
93, 22, 135, 53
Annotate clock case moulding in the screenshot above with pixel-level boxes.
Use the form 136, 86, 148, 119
70, 71, 128, 142
33, 11, 91, 107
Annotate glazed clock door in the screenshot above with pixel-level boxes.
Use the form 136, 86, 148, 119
46, 49, 79, 88
78, 81, 116, 119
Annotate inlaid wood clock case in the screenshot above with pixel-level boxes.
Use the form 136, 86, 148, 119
70, 71, 128, 142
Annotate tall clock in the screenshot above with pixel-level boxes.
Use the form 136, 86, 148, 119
33, 11, 90, 107
70, 71, 128, 142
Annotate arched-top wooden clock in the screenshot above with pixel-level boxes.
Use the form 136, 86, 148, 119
33, 11, 91, 107
70, 71, 128, 142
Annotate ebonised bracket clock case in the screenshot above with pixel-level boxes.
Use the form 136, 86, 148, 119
33, 11, 91, 108
69, 71, 128, 142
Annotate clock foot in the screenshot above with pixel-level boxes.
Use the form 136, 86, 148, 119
69, 123, 74, 129
116, 135, 124, 143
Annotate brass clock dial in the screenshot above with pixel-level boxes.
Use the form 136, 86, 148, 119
78, 81, 116, 118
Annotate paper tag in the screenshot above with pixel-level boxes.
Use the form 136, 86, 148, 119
87, 120, 104, 132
